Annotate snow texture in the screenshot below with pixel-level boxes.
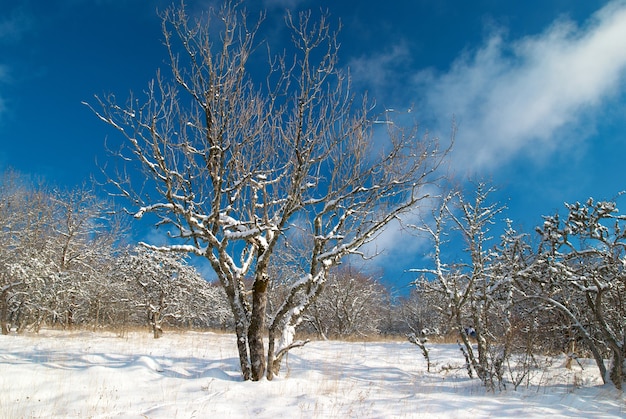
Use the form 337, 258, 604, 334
0, 330, 624, 418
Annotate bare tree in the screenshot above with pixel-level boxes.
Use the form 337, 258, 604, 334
0, 170, 28, 334
87, 2, 447, 380
114, 246, 230, 337
302, 266, 387, 339
50, 186, 124, 328
0, 170, 128, 333
398, 279, 448, 337
0, 171, 58, 333
413, 184, 512, 388
519, 198, 626, 389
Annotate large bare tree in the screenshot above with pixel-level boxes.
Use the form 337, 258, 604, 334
87, 2, 447, 381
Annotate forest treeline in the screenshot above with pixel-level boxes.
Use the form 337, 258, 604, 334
1, 170, 624, 389
0, 169, 426, 339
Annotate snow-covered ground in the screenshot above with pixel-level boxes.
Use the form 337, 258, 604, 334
0, 330, 624, 418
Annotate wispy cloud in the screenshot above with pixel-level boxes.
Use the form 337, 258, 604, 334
0, 4, 32, 121
415, 0, 626, 173
349, 1, 626, 273
359, 184, 443, 275
0, 65, 8, 86
0, 60, 10, 122
349, 43, 412, 104
0, 6, 32, 43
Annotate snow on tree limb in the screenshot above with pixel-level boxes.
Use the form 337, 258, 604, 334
88, 2, 449, 381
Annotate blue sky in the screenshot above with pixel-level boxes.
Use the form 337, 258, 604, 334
2, 0, 626, 290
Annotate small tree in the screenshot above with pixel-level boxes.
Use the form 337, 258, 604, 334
88, 2, 447, 380
520, 198, 626, 389
397, 279, 448, 337
413, 184, 512, 388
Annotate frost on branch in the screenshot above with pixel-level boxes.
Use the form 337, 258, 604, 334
529, 196, 626, 389
88, 2, 448, 381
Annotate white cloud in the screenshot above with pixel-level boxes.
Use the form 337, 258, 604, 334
418, 0, 626, 173
348, 2, 626, 273
0, 6, 32, 43
0, 4, 32, 122
349, 43, 412, 97
0, 65, 8, 119
359, 184, 443, 274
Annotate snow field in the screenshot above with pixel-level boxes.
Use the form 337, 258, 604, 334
0, 330, 624, 418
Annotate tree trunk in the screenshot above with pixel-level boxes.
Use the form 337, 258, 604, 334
149, 311, 163, 338
152, 312, 163, 338
235, 322, 252, 381
609, 345, 624, 390
266, 331, 278, 380
1, 287, 14, 335
579, 330, 608, 385
94, 298, 101, 330
220, 277, 253, 381
267, 326, 310, 381
248, 278, 269, 381
1, 300, 9, 335
67, 295, 76, 330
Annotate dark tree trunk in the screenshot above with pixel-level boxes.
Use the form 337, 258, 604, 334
151, 312, 163, 339
67, 295, 76, 330
609, 344, 624, 390
266, 330, 278, 380
248, 278, 269, 381
1, 292, 9, 335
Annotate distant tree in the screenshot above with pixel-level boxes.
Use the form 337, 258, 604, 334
187, 281, 233, 331
0, 170, 27, 334
0, 170, 126, 333
375, 289, 406, 337
397, 279, 448, 337
50, 186, 124, 328
114, 246, 231, 337
0, 171, 58, 333
88, 2, 447, 380
302, 266, 387, 339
